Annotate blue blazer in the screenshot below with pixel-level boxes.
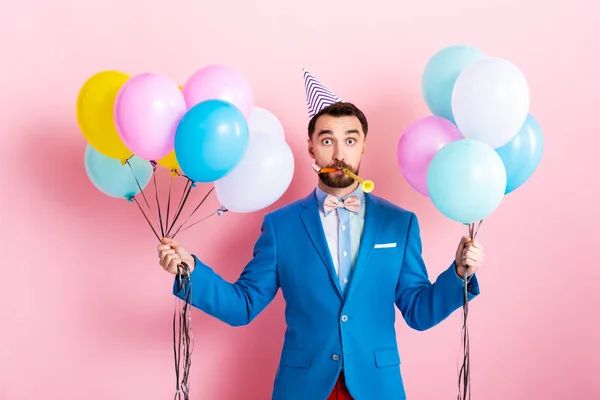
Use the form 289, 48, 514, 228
174, 190, 480, 400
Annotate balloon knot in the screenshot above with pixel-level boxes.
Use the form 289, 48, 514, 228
217, 206, 228, 216
190, 182, 196, 188
149, 160, 157, 169
126, 196, 134, 202
120, 158, 127, 166
170, 169, 178, 177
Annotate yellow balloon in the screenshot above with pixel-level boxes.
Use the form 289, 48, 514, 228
76, 70, 133, 160
157, 150, 180, 175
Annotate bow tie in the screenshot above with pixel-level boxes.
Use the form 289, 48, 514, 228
323, 194, 361, 214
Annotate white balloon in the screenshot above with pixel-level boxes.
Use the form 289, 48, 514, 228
451, 57, 530, 148
215, 132, 294, 213
248, 107, 285, 140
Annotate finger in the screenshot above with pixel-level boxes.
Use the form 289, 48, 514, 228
463, 252, 482, 263
463, 257, 482, 270
162, 237, 180, 247
467, 247, 485, 260
471, 240, 483, 249
160, 249, 175, 264
167, 257, 181, 273
467, 243, 484, 254
462, 247, 480, 258
164, 253, 177, 269
465, 248, 484, 259
157, 244, 171, 257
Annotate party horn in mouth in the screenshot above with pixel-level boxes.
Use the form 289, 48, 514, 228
311, 164, 374, 193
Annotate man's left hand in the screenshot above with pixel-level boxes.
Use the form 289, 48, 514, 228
455, 236, 485, 279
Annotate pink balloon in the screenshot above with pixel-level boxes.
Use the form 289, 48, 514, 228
115, 73, 186, 161
397, 116, 463, 197
182, 65, 253, 118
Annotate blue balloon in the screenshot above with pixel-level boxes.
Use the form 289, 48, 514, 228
421, 45, 486, 123
174, 99, 249, 183
84, 144, 153, 199
495, 114, 544, 194
427, 139, 507, 224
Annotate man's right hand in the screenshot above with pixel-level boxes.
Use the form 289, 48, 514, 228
157, 238, 196, 275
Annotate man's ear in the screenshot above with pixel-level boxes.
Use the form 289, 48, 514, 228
307, 138, 315, 159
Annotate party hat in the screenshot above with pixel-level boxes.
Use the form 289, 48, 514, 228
303, 69, 342, 118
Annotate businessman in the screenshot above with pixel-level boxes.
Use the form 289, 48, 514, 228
157, 70, 485, 399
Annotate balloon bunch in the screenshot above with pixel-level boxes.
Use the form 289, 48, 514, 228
76, 65, 295, 399
397, 45, 544, 400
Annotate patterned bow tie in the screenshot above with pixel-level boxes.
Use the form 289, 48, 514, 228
323, 194, 361, 214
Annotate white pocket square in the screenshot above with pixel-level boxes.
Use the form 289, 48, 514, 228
374, 243, 397, 249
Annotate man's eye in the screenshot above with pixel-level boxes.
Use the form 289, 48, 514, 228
347, 138, 356, 145
322, 139, 333, 145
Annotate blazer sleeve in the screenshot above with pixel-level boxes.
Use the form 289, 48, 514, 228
172, 214, 279, 327
395, 213, 480, 331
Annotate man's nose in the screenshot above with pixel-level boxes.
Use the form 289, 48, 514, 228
333, 145, 345, 162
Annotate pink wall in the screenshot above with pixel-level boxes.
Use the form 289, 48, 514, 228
1, 0, 598, 399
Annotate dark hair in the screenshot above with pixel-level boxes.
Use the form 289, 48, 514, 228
307, 102, 368, 139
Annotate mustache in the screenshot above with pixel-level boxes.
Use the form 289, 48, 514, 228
326, 161, 352, 170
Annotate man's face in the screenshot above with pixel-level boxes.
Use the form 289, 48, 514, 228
307, 114, 366, 189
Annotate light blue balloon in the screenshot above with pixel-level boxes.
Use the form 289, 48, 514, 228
84, 144, 153, 199
421, 45, 486, 123
427, 139, 507, 224
174, 99, 249, 183
496, 114, 544, 194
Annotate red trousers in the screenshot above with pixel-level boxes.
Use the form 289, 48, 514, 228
327, 371, 353, 400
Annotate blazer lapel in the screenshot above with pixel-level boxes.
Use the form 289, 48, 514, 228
344, 193, 385, 302
299, 190, 343, 299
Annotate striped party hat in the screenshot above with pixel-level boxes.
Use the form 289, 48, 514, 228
303, 69, 341, 118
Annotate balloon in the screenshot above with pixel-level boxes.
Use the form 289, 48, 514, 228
452, 57, 530, 149
157, 150, 180, 172
397, 116, 463, 197
174, 99, 249, 183
182, 65, 253, 118
248, 107, 285, 140
215, 132, 294, 213
84, 144, 153, 199
114, 73, 187, 161
76, 70, 132, 160
496, 114, 544, 194
421, 45, 486, 123
427, 139, 507, 224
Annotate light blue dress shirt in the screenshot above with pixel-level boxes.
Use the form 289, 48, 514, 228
315, 185, 365, 296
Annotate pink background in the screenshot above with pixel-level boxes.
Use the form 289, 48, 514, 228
1, 0, 598, 399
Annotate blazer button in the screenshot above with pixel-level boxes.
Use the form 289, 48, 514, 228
332, 354, 340, 361
341, 315, 348, 322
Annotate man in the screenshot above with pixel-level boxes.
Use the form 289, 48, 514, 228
158, 70, 485, 400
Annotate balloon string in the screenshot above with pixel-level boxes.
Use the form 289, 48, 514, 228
174, 263, 194, 400
150, 163, 166, 238
165, 174, 173, 237
130, 196, 161, 243
457, 219, 482, 400
126, 160, 151, 210
174, 176, 192, 216
173, 207, 226, 237
169, 187, 215, 239
167, 178, 194, 237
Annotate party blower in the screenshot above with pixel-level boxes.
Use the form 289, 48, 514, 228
312, 163, 375, 193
